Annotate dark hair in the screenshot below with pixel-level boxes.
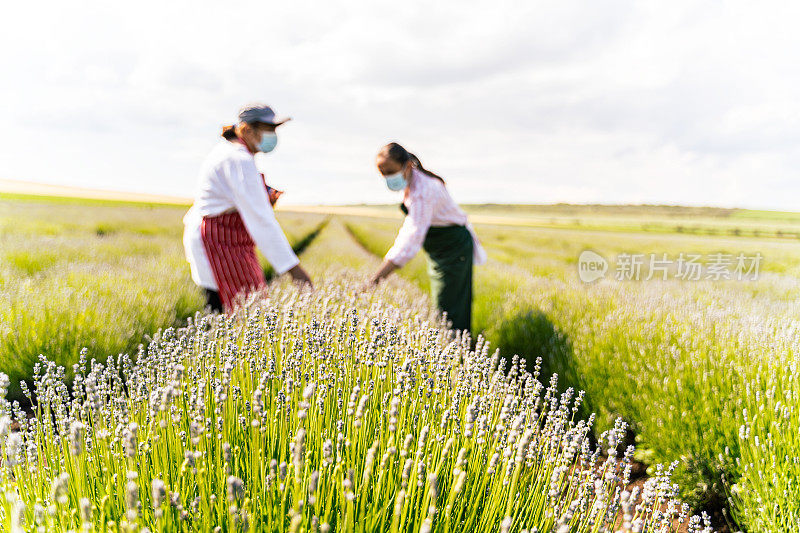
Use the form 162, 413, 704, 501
221, 125, 238, 140
382, 142, 445, 183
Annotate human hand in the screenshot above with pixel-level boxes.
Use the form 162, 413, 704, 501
288, 264, 313, 290
359, 277, 378, 293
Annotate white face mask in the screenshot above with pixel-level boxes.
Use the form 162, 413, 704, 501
384, 171, 407, 191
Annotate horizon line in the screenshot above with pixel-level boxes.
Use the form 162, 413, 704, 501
1, 178, 797, 214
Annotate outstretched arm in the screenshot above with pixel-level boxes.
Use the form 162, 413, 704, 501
369, 185, 435, 287
227, 155, 315, 289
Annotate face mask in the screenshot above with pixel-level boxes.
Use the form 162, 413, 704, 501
384, 171, 407, 191
257, 131, 278, 153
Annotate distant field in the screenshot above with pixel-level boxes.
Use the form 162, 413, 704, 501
2, 192, 800, 530
0, 179, 192, 205
290, 203, 800, 240
6, 178, 797, 239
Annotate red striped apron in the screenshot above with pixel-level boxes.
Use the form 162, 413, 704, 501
201, 212, 265, 311
200, 137, 283, 311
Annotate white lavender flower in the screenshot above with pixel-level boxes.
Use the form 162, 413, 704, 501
68, 421, 84, 456
122, 422, 138, 458
227, 476, 245, 502
152, 478, 167, 509
51, 472, 70, 505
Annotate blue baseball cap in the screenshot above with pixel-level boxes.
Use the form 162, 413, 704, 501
237, 104, 291, 126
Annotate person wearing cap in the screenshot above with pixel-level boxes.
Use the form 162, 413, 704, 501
366, 142, 487, 333
183, 103, 312, 312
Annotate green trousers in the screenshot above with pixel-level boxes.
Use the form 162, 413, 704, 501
423, 225, 474, 333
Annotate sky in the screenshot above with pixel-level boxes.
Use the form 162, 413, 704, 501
0, 0, 798, 209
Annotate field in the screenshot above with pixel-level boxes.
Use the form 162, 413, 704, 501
2, 194, 800, 531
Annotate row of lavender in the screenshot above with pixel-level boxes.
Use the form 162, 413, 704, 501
0, 275, 709, 532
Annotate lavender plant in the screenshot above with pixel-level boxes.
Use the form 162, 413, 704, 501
730, 324, 800, 531
0, 275, 699, 532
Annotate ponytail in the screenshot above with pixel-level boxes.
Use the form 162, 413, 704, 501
221, 125, 238, 140
383, 142, 445, 184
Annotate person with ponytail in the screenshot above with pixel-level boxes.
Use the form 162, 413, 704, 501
366, 142, 487, 332
182, 103, 312, 312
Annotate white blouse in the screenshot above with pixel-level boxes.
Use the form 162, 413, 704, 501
183, 140, 299, 290
385, 168, 487, 267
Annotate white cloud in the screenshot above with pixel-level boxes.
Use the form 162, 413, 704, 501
0, 0, 798, 209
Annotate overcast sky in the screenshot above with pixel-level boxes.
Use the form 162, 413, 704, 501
1, 1, 798, 209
